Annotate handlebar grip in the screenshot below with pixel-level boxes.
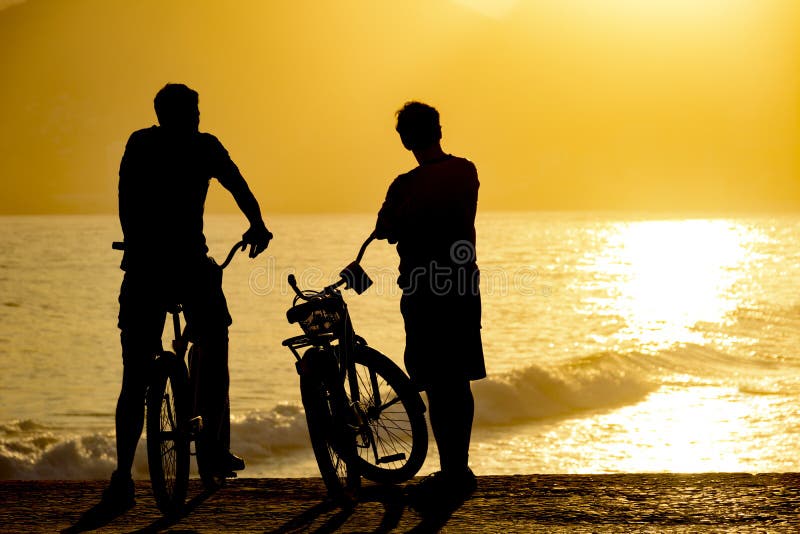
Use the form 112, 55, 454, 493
287, 274, 311, 300
112, 241, 125, 251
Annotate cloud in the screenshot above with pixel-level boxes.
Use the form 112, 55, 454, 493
0, 0, 25, 11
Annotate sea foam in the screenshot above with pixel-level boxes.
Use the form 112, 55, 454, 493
0, 402, 312, 480
472, 351, 657, 425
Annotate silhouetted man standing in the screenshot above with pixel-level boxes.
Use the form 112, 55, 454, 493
101, 83, 272, 511
375, 102, 485, 512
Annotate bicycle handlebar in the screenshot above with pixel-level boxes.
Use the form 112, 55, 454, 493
354, 232, 376, 264
219, 241, 247, 269
111, 240, 246, 271
287, 274, 302, 298
288, 233, 376, 301
287, 272, 347, 302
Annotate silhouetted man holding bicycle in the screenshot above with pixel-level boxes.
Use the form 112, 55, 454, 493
375, 102, 485, 513
101, 83, 273, 511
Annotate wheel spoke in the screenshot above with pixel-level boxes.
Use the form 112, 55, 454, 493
341, 348, 428, 483
351, 361, 416, 470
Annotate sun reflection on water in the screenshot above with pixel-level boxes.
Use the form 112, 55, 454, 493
475, 385, 798, 474
583, 219, 760, 351
545, 219, 789, 473
467, 216, 797, 475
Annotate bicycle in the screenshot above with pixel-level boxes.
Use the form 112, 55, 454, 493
283, 233, 429, 501
112, 240, 246, 515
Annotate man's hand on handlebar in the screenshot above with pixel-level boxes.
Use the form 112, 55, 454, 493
242, 222, 273, 258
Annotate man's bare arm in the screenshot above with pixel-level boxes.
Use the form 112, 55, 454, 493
218, 166, 273, 258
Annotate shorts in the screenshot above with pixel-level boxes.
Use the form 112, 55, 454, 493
118, 257, 232, 366
400, 291, 486, 389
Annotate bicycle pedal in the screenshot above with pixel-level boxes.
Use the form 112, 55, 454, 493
377, 453, 406, 464
190, 416, 204, 433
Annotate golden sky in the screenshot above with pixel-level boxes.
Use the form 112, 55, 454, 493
0, 0, 797, 214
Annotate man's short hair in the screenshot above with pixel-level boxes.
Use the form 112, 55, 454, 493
396, 101, 441, 151
154, 83, 199, 127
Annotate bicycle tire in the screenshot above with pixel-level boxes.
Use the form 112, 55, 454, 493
299, 348, 361, 501
349, 345, 428, 484
146, 351, 191, 515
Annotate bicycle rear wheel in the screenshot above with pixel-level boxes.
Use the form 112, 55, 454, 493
187, 346, 227, 491
146, 351, 190, 515
349, 344, 428, 484
299, 348, 361, 501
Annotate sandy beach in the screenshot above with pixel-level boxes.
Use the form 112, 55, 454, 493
1, 473, 798, 533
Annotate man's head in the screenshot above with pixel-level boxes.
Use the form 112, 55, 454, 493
154, 83, 200, 132
395, 101, 441, 152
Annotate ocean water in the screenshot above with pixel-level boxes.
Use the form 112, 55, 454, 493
1, 212, 799, 480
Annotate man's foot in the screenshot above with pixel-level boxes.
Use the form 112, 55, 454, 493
97, 471, 136, 514
209, 451, 245, 477
224, 451, 246, 472
406, 468, 476, 515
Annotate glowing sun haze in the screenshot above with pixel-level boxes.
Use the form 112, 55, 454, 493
0, 0, 796, 214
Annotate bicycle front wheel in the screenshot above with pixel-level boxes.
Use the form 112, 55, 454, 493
146, 351, 191, 515
349, 345, 428, 484
299, 348, 361, 501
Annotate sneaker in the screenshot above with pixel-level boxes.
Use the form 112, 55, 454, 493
225, 451, 246, 472
98, 471, 135, 513
407, 468, 476, 514
406, 471, 447, 502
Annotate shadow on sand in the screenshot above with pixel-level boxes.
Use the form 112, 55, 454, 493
268, 484, 465, 533
61, 486, 218, 533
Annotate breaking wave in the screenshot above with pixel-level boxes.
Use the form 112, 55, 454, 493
471, 342, 800, 426
472, 351, 657, 425
4, 343, 799, 479
1, 403, 311, 480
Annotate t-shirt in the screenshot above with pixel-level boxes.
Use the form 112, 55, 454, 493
118, 126, 247, 271
375, 154, 479, 296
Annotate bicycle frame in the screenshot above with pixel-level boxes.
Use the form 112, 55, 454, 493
283, 233, 424, 461
113, 239, 246, 360
112, 241, 246, 430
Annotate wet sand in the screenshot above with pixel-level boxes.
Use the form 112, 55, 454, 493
1, 474, 798, 533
